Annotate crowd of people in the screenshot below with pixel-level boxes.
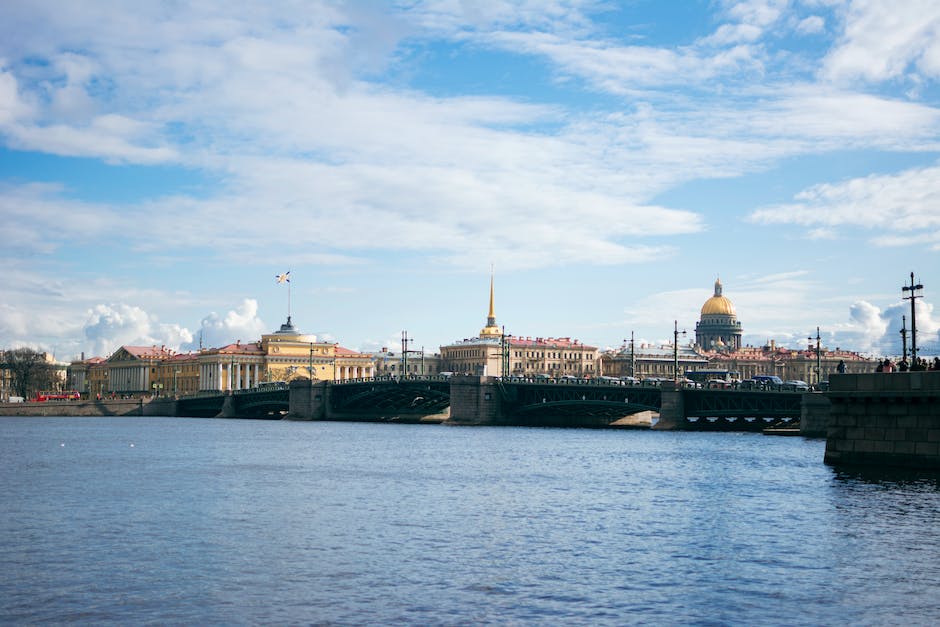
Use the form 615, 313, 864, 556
875, 356, 940, 372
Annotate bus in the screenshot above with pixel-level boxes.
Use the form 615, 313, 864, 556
34, 390, 81, 402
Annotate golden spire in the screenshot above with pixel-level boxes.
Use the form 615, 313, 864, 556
480, 267, 501, 337
487, 269, 496, 323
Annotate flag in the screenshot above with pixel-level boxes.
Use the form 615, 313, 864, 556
276, 271, 291, 284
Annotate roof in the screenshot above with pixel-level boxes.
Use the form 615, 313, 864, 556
122, 345, 176, 359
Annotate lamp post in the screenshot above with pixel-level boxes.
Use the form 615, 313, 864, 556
500, 326, 510, 378
401, 331, 412, 377
309, 342, 315, 381
673, 321, 686, 382
900, 315, 908, 364
808, 327, 821, 385
902, 272, 923, 365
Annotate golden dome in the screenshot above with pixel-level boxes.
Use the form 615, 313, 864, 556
700, 278, 736, 316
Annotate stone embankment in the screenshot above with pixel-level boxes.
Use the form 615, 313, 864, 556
0, 397, 178, 417
825, 372, 940, 469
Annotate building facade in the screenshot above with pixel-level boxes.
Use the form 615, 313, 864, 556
439, 274, 598, 377
66, 316, 376, 396
600, 343, 709, 380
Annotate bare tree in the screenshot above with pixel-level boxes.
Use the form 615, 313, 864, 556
3, 349, 58, 399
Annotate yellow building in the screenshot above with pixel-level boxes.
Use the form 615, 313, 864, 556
440, 274, 598, 377
67, 316, 375, 396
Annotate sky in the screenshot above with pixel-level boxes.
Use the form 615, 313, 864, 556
1, 0, 940, 362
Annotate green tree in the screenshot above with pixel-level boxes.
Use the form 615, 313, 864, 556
3, 348, 58, 399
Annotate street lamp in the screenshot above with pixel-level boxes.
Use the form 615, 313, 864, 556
500, 326, 510, 378
309, 342, 315, 381
401, 330, 412, 377
808, 327, 821, 385
673, 320, 686, 382
902, 272, 923, 364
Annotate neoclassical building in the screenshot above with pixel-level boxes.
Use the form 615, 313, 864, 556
439, 274, 598, 377
68, 316, 375, 396
695, 278, 743, 351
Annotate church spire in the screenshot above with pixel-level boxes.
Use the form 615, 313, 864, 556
480, 267, 501, 338
487, 269, 496, 327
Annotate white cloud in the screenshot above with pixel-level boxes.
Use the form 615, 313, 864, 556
188, 299, 267, 350
795, 15, 825, 35
83, 303, 194, 357
747, 163, 940, 246
829, 298, 940, 357
822, 0, 940, 83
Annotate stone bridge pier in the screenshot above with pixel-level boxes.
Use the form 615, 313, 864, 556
286, 379, 329, 420
447, 375, 506, 425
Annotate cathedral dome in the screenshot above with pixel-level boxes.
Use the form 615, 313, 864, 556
700, 279, 736, 316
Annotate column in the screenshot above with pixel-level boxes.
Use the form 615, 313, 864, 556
217, 363, 223, 391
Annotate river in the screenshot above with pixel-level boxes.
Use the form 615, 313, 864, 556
2, 416, 939, 625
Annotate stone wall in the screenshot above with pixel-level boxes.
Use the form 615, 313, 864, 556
0, 398, 149, 417
825, 372, 940, 469
800, 392, 830, 437
652, 382, 683, 430
446, 375, 504, 425
286, 379, 328, 420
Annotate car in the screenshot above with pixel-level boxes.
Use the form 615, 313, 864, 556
619, 376, 640, 386
706, 379, 731, 389
749, 375, 784, 388
783, 379, 809, 391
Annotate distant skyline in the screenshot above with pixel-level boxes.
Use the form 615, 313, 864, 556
1, 1, 939, 361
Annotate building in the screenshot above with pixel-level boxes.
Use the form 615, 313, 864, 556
105, 345, 175, 395
695, 278, 743, 351
703, 341, 875, 384
66, 316, 377, 397
372, 348, 442, 377
600, 343, 708, 380
439, 274, 598, 377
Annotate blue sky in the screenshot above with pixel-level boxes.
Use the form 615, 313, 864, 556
2, 0, 939, 361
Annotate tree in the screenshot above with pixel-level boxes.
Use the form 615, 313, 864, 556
2, 348, 59, 399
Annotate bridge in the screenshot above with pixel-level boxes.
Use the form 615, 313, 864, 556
169, 375, 805, 430
0, 375, 806, 428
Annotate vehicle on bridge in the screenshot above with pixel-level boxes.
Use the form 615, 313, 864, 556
743, 375, 784, 390
685, 369, 741, 384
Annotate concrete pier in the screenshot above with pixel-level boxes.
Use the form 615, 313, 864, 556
825, 372, 940, 469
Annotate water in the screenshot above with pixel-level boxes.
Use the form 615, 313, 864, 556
2, 417, 939, 626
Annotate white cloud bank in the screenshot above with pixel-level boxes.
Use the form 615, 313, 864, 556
83, 303, 193, 357
748, 163, 940, 249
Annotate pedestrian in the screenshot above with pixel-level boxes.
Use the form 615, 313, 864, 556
933, 357, 940, 371
837, 360, 846, 373
882, 358, 894, 373
898, 359, 909, 372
